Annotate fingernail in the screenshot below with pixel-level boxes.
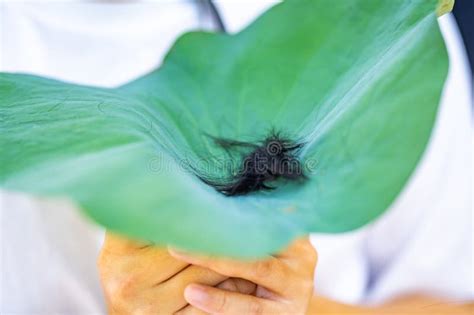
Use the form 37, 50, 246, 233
169, 249, 186, 257
168, 248, 194, 262
184, 284, 209, 305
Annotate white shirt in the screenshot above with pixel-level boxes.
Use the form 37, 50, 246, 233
1, 1, 472, 314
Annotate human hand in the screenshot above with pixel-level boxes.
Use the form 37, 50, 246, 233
170, 238, 317, 315
97, 232, 228, 314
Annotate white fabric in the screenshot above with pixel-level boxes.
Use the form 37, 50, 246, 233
312, 13, 473, 305
1, 2, 472, 314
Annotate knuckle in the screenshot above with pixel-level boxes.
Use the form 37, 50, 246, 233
106, 275, 137, 303
254, 259, 273, 279
117, 276, 137, 299
130, 306, 153, 315
215, 261, 232, 275
248, 300, 264, 315
214, 291, 228, 314
301, 277, 314, 292
306, 246, 318, 266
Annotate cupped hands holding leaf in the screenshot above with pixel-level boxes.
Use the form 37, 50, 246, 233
98, 232, 316, 315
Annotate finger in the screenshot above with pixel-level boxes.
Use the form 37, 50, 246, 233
99, 245, 189, 292
169, 249, 289, 294
175, 305, 208, 315
217, 278, 256, 295
277, 237, 317, 273
102, 232, 151, 254
277, 237, 314, 259
178, 278, 256, 314
184, 284, 278, 315
154, 265, 228, 313
101, 247, 189, 284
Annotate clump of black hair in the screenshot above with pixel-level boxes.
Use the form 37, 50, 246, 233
200, 131, 306, 196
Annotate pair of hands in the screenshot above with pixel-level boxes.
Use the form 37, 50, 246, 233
98, 233, 317, 314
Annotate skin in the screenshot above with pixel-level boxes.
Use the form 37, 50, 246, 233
307, 295, 473, 315
98, 232, 473, 315
98, 233, 254, 314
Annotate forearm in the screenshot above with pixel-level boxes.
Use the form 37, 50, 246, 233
308, 294, 474, 315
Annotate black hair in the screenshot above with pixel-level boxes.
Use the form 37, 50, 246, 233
199, 130, 307, 196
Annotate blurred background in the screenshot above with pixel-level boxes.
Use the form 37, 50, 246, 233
1, 1, 472, 314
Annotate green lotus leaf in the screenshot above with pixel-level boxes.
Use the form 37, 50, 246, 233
0, 0, 449, 257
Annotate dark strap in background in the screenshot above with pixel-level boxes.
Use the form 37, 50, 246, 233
453, 0, 473, 76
